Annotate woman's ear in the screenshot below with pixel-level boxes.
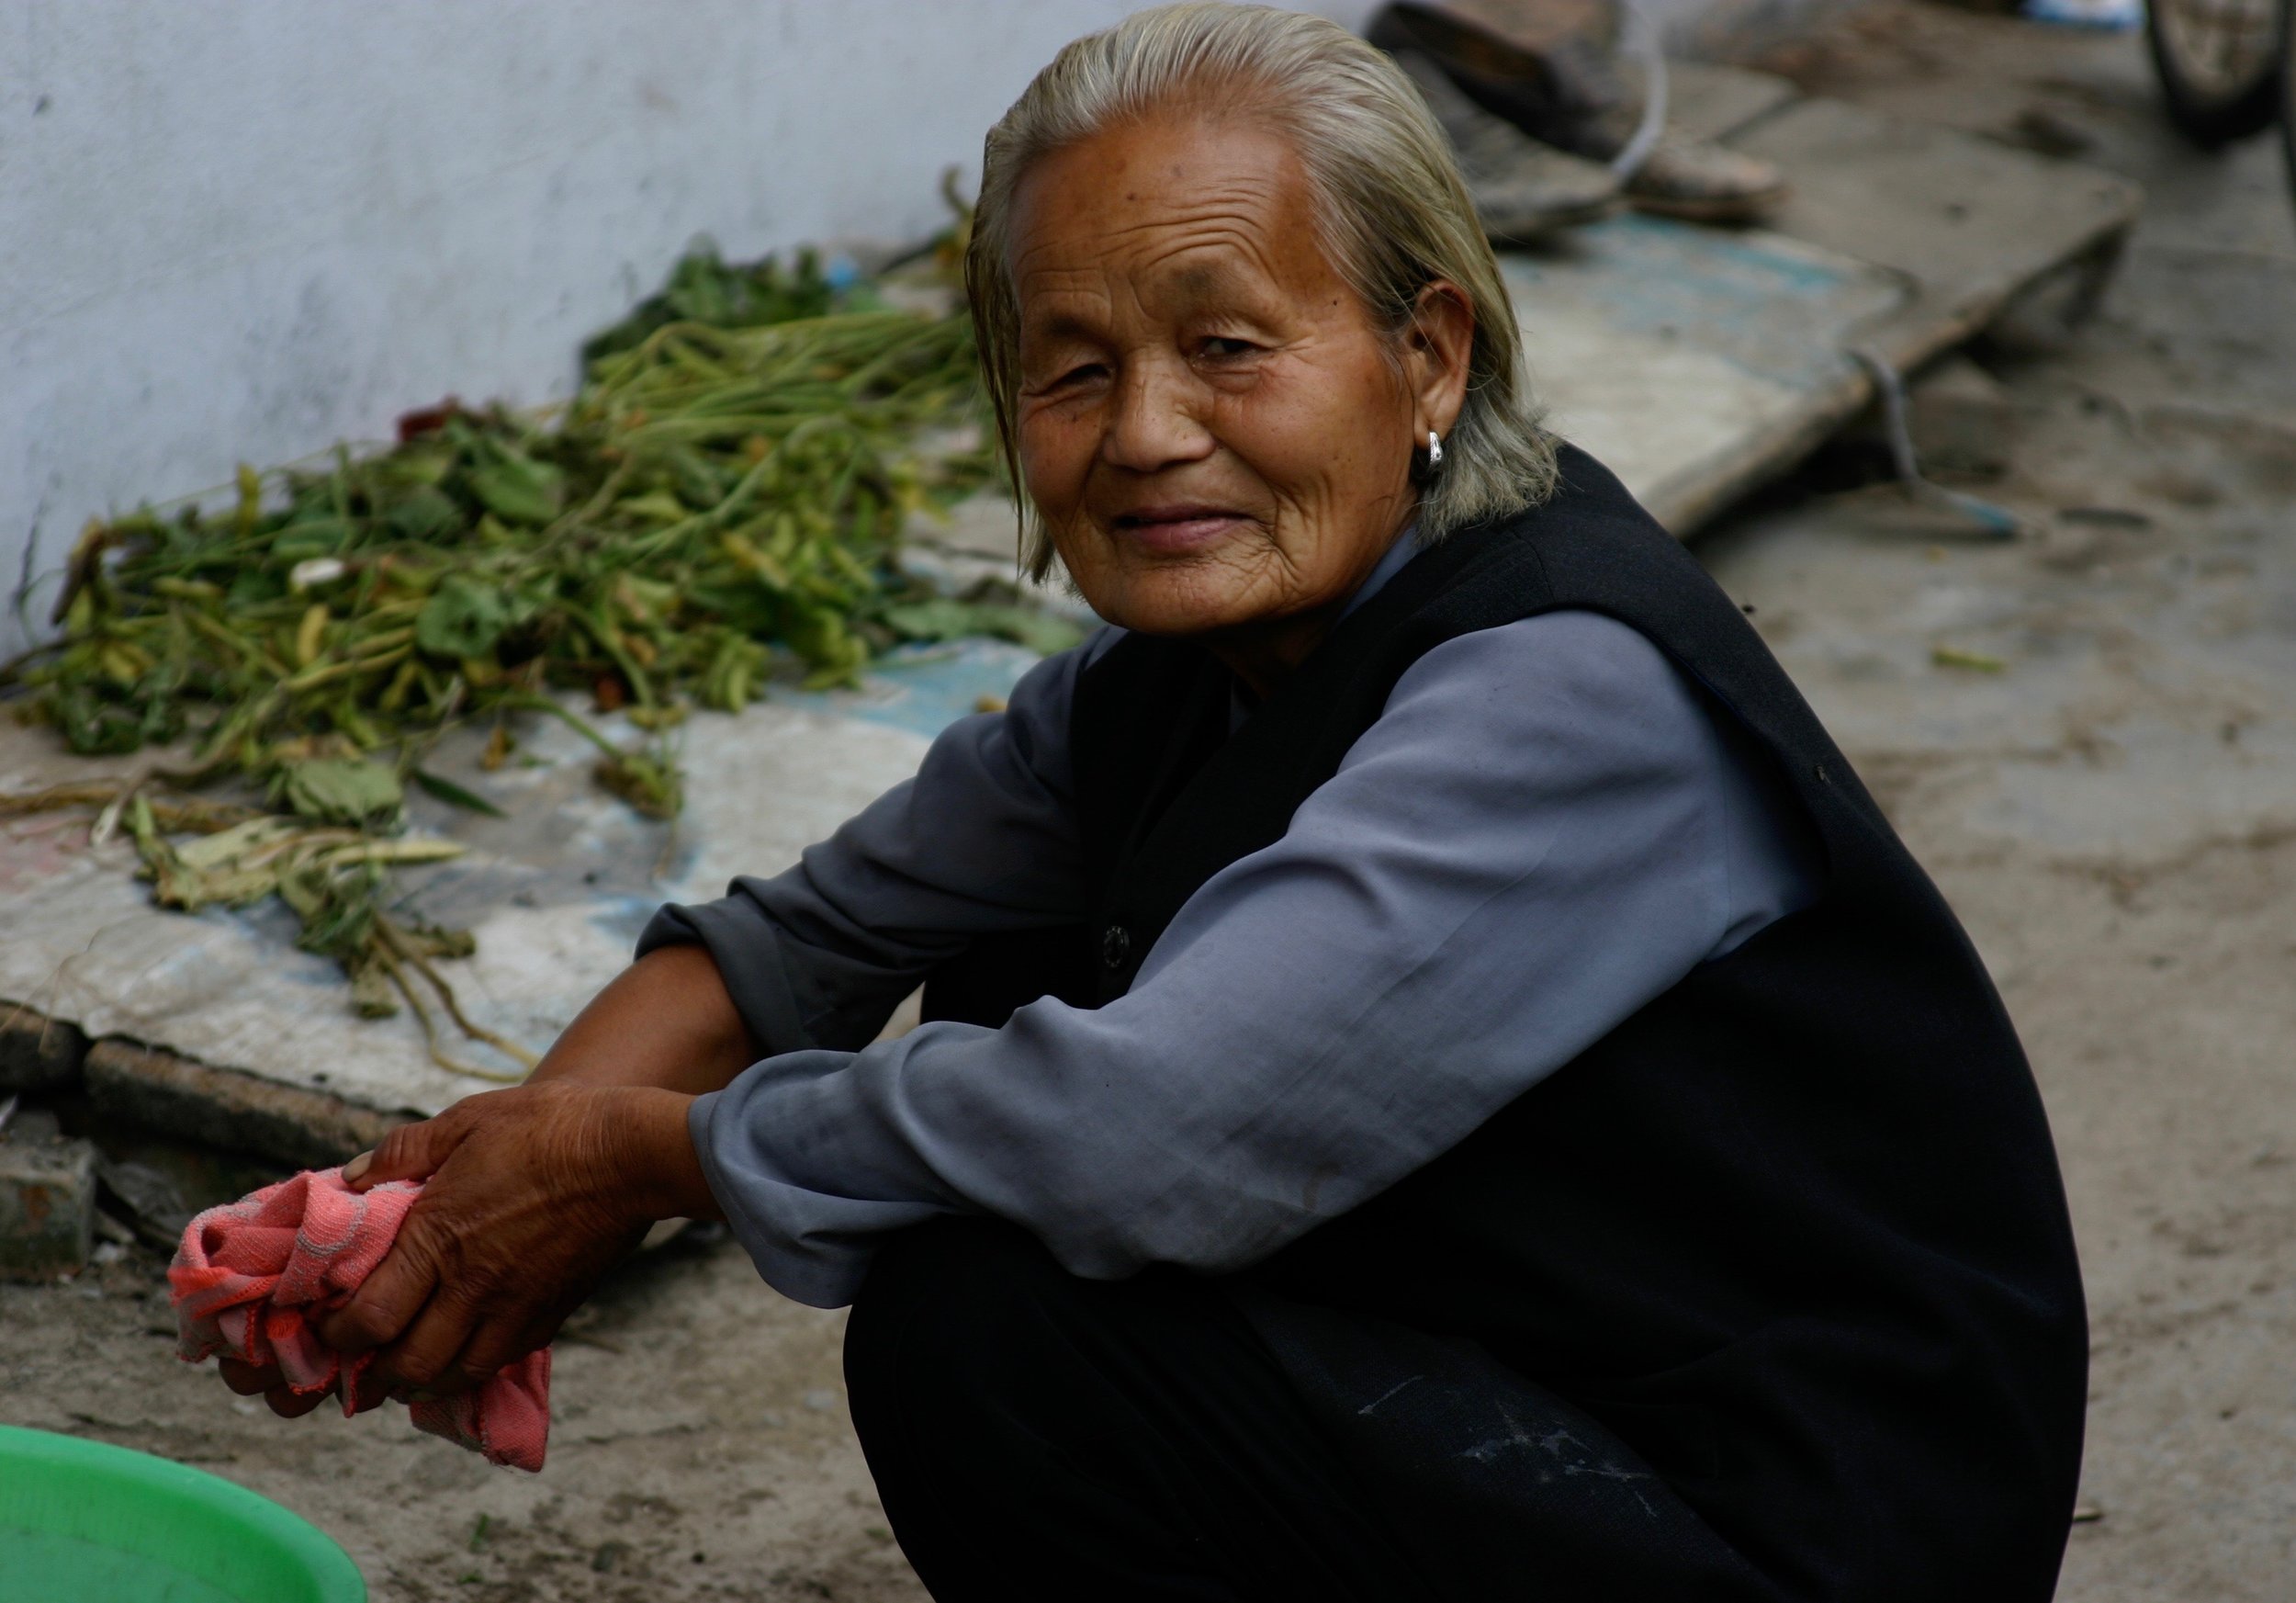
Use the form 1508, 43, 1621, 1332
1402, 279, 1475, 441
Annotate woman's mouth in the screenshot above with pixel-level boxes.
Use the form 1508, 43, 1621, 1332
1110, 504, 1250, 555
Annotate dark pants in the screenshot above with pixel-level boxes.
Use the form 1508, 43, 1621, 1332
843, 1220, 1777, 1603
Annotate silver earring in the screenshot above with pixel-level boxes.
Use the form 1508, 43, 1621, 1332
1426, 430, 1444, 468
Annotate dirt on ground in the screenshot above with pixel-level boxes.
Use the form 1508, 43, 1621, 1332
1718, 6, 2296, 1597
5, 4, 2291, 1597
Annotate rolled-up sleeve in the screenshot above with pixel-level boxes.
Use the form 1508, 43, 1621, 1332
682, 611, 1822, 1308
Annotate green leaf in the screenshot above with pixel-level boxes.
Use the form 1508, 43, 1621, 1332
51, 683, 151, 755
411, 768, 507, 818
415, 575, 520, 659
269, 515, 355, 565
282, 757, 405, 828
879, 598, 975, 640
882, 599, 1082, 656
466, 450, 564, 526
386, 486, 464, 542
994, 609, 1086, 657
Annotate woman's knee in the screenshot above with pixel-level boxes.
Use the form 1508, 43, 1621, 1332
843, 1216, 1081, 1439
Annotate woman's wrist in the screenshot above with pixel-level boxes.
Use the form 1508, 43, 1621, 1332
607, 1086, 725, 1225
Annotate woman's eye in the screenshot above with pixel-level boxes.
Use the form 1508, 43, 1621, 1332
1200, 336, 1256, 360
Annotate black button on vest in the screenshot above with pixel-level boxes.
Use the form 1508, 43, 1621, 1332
1100, 923, 1131, 970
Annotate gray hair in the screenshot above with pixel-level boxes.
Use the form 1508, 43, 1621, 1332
965, 1, 1559, 581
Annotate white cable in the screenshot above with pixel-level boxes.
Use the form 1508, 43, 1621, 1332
1849, 346, 2027, 540
1609, 0, 1671, 180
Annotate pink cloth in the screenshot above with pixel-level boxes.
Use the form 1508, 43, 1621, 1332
170, 1167, 551, 1472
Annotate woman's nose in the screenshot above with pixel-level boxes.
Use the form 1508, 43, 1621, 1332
1100, 356, 1216, 473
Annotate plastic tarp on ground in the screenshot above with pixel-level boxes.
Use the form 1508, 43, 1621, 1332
0, 642, 1043, 1132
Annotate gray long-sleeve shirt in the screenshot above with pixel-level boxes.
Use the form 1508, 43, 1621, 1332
643, 549, 1823, 1309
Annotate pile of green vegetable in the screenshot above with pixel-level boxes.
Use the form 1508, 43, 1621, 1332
0, 232, 1062, 1069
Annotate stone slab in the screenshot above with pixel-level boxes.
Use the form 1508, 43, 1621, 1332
0, 1003, 86, 1093
1, 1127, 96, 1281
0, 639, 1046, 1161
84, 1040, 401, 1171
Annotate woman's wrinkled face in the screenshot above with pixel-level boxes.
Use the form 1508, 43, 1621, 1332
1008, 109, 1467, 661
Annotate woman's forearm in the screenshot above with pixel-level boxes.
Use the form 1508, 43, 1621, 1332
526, 943, 761, 1096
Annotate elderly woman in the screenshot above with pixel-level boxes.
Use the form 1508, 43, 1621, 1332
232, 6, 2086, 1597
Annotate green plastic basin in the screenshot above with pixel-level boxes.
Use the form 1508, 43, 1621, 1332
0, 1424, 364, 1602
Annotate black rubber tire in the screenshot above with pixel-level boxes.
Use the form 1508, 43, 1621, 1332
2283, 0, 2296, 219
2146, 0, 2283, 147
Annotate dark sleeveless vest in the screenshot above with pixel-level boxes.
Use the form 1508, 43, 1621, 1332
924, 446, 2088, 1600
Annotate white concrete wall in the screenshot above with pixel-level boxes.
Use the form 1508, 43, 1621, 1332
0, 1, 1379, 655
9, 0, 1827, 656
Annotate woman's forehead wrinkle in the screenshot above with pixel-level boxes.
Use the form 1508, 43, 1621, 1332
1007, 118, 1351, 370
1015, 116, 1300, 265
1129, 209, 1285, 285
1011, 248, 1110, 338
1019, 231, 1283, 345
1086, 211, 1294, 304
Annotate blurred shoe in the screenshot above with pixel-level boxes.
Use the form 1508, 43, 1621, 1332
1607, 129, 1788, 224
1384, 43, 1621, 241
1441, 0, 1622, 55
1541, 48, 1789, 223
1369, 1, 1618, 151
1373, 1, 1789, 226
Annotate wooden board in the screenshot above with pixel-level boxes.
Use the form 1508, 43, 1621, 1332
1504, 85, 2141, 532
1731, 96, 2144, 371
1504, 214, 1903, 532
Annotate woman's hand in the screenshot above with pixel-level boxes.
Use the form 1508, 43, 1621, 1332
219, 1081, 711, 1417
308, 1081, 716, 1401
219, 944, 756, 1418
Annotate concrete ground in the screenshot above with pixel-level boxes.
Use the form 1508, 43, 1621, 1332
1716, 6, 2296, 1597
4, 4, 2290, 1597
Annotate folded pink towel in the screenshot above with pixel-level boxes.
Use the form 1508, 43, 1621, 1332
170, 1167, 551, 1472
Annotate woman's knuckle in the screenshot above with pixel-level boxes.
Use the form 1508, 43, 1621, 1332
435, 1269, 481, 1315
458, 1333, 515, 1383
332, 1303, 391, 1350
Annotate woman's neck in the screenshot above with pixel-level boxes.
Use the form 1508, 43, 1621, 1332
1200, 518, 1420, 700
1202, 604, 1347, 702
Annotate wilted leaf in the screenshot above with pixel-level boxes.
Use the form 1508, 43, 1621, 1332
282, 757, 405, 828
174, 816, 304, 873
